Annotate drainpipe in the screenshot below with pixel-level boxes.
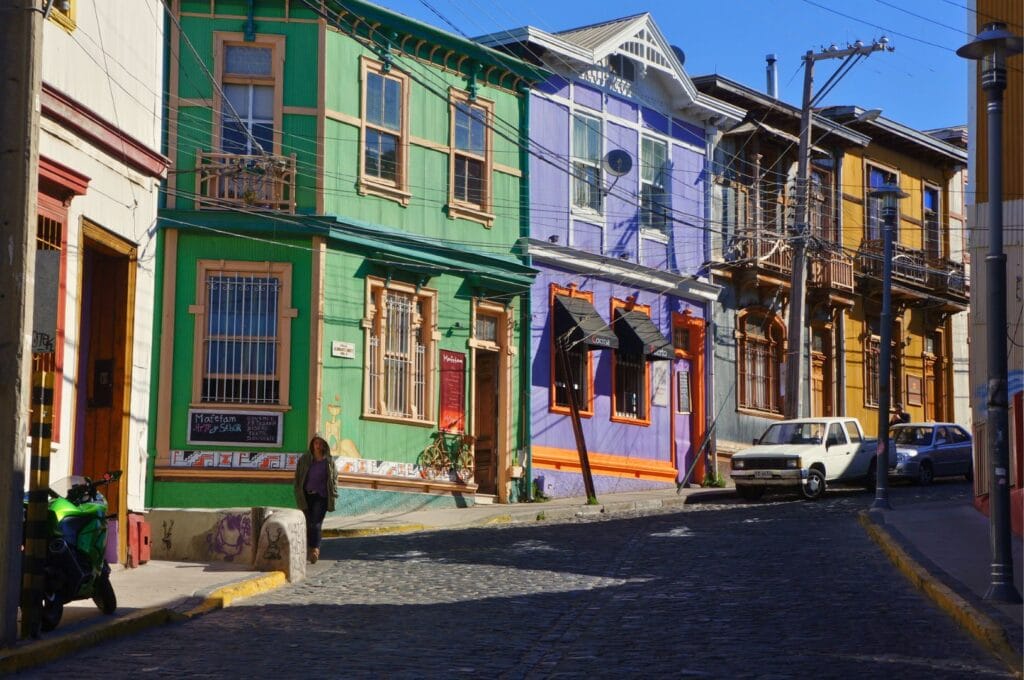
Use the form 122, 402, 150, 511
518, 83, 533, 502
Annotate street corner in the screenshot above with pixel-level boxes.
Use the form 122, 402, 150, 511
183, 571, 288, 619
858, 511, 1022, 676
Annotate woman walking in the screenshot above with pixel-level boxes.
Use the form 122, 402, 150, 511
294, 434, 338, 563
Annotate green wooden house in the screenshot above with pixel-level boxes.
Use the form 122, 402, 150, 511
151, 0, 543, 514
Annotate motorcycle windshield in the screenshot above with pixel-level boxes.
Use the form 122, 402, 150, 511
50, 476, 88, 499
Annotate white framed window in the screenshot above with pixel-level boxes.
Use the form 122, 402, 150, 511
640, 136, 669, 233
572, 113, 603, 213
190, 260, 296, 407
363, 277, 437, 423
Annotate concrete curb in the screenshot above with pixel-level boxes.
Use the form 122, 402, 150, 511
0, 570, 288, 675
858, 511, 1022, 677
323, 523, 430, 538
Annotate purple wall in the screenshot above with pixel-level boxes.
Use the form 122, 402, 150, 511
573, 82, 603, 112
670, 144, 706, 274
530, 95, 570, 245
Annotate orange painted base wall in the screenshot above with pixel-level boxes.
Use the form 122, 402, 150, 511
973, 488, 1024, 537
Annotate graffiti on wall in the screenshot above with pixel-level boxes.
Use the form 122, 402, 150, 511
206, 513, 252, 562
324, 394, 361, 458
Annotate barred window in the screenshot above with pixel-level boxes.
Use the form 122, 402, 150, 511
737, 310, 784, 415
192, 261, 295, 406
865, 324, 901, 409
365, 279, 435, 422
865, 335, 881, 407
612, 308, 650, 422
554, 343, 589, 410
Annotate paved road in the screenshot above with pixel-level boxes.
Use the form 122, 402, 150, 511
26, 480, 1012, 679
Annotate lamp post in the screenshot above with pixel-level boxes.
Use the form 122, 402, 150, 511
869, 183, 906, 511
957, 22, 1024, 604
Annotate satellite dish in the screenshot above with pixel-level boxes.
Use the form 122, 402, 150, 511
602, 149, 632, 177
671, 45, 686, 67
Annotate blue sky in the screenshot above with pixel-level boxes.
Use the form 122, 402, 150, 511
375, 0, 972, 131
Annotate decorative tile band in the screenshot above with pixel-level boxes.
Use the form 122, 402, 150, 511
166, 452, 459, 483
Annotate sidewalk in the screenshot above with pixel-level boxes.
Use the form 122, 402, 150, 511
2, 486, 1020, 675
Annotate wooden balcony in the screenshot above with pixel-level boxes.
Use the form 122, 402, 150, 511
809, 252, 855, 293
196, 151, 297, 213
857, 240, 969, 309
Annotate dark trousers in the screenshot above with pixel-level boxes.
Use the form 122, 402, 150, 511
303, 492, 328, 550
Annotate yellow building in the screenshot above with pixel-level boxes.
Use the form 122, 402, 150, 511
819, 107, 969, 438
965, 0, 1023, 529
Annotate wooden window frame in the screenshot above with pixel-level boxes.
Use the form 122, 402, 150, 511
864, 160, 900, 242
213, 33, 285, 156
736, 307, 785, 416
549, 284, 595, 417
610, 297, 652, 426
189, 260, 296, 410
358, 57, 411, 206
447, 88, 495, 227
863, 319, 903, 410
923, 182, 943, 260
362, 276, 437, 425
48, 0, 76, 32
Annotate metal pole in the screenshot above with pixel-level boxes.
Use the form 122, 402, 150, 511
0, 0, 43, 647
980, 45, 1022, 604
872, 201, 898, 510
784, 51, 814, 419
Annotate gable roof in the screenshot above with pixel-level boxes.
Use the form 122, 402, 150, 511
477, 14, 744, 125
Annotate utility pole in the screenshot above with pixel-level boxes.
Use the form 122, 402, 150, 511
0, 0, 43, 647
784, 40, 891, 419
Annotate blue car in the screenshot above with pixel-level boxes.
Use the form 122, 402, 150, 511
890, 423, 974, 485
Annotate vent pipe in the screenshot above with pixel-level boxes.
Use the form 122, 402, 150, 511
766, 54, 778, 98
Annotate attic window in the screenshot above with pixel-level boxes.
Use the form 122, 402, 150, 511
608, 54, 636, 81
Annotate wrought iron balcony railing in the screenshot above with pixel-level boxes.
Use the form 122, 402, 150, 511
858, 240, 969, 298
196, 151, 297, 213
808, 251, 855, 293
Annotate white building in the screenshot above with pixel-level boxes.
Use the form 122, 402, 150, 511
34, 1, 167, 564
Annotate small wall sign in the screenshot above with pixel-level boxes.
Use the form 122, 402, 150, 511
332, 341, 355, 359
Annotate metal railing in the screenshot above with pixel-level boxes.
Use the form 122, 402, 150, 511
196, 151, 296, 213
809, 252, 855, 292
859, 240, 969, 296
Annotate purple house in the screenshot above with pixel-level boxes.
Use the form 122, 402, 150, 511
481, 15, 744, 497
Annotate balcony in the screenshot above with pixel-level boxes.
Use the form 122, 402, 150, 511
857, 240, 969, 309
809, 252, 855, 294
196, 151, 296, 213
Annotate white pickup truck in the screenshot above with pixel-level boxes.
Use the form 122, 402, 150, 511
729, 418, 879, 501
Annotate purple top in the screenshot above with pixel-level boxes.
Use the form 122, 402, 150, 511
304, 457, 329, 497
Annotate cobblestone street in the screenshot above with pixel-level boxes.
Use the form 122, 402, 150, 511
26, 482, 1012, 679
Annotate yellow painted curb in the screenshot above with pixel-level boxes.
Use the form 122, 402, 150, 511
859, 511, 1022, 676
483, 514, 515, 525
323, 524, 428, 538
183, 571, 288, 618
0, 607, 172, 675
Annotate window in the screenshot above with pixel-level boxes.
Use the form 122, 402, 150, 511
220, 42, 277, 155
611, 301, 653, 423
809, 166, 834, 242
48, 0, 75, 31
865, 165, 897, 241
360, 59, 410, 204
714, 182, 748, 258
550, 286, 594, 415
845, 421, 864, 443
608, 54, 637, 81
827, 423, 847, 446
364, 278, 436, 422
641, 137, 669, 233
448, 91, 494, 225
192, 261, 295, 407
572, 113, 603, 213
864, 321, 901, 409
736, 309, 784, 415
924, 185, 942, 260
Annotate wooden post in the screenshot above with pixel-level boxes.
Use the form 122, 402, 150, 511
558, 338, 596, 503
21, 372, 54, 638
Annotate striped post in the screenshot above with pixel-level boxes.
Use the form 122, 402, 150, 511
20, 372, 53, 638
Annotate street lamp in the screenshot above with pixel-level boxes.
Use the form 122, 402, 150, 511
869, 183, 907, 511
957, 22, 1024, 604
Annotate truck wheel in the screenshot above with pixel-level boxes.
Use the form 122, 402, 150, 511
916, 461, 934, 486
801, 469, 826, 500
736, 485, 764, 501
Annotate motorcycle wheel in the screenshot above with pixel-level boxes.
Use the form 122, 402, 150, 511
41, 592, 63, 632
92, 573, 117, 615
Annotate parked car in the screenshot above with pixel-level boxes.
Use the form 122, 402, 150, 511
890, 423, 973, 485
730, 418, 878, 501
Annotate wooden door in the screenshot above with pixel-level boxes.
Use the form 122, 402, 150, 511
473, 351, 499, 494
811, 353, 825, 417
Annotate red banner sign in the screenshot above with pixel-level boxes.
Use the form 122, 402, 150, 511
439, 350, 466, 433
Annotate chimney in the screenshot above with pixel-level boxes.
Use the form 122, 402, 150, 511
766, 54, 778, 98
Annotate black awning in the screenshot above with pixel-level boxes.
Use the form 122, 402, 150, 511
553, 295, 618, 350
614, 310, 674, 360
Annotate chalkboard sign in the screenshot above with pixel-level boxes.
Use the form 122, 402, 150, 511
187, 409, 283, 447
